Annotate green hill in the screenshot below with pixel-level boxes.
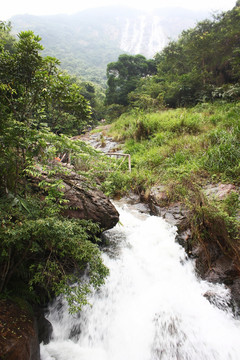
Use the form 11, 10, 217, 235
11, 6, 208, 86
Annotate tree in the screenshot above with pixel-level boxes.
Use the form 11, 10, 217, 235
0, 30, 91, 134
105, 54, 156, 106
151, 2, 240, 107
0, 29, 92, 197
0, 21, 16, 52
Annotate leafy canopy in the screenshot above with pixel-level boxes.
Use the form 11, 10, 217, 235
0, 29, 91, 135
105, 54, 156, 106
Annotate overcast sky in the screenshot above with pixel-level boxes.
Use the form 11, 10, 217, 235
1, 0, 237, 20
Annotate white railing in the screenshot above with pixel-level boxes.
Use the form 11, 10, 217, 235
105, 153, 131, 173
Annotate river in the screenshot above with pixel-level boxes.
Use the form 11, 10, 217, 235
41, 202, 240, 360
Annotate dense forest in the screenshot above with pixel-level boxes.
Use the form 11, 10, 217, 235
0, 0, 239, 318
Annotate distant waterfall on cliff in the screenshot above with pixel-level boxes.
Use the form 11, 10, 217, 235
119, 16, 168, 58
41, 202, 240, 360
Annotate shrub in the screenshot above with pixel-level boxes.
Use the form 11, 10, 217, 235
0, 196, 108, 312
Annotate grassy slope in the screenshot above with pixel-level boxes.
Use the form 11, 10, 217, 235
103, 102, 240, 262
108, 102, 240, 194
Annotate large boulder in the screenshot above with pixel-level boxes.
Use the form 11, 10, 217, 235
0, 300, 40, 360
30, 164, 119, 231
60, 171, 119, 230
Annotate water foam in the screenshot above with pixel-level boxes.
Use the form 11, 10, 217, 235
41, 203, 240, 360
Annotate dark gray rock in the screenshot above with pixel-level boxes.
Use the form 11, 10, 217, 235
34, 307, 53, 345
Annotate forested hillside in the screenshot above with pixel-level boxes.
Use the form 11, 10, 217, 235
11, 6, 208, 85
105, 1, 240, 111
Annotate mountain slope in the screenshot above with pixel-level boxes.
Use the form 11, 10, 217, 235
11, 6, 209, 85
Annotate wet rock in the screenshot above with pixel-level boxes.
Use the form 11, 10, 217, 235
230, 278, 240, 310
205, 257, 239, 285
34, 307, 53, 345
203, 290, 233, 312
149, 201, 190, 228
193, 242, 240, 309
0, 300, 40, 360
176, 229, 192, 255
116, 193, 150, 214
146, 185, 190, 227
69, 324, 81, 341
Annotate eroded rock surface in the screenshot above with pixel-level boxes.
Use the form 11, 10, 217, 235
30, 165, 119, 231
60, 171, 119, 230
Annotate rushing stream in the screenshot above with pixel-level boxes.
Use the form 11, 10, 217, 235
41, 202, 240, 360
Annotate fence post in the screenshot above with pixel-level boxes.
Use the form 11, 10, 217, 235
128, 154, 131, 173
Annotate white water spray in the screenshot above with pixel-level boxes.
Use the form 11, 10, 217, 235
41, 203, 240, 360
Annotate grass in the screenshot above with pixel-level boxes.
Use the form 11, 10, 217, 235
108, 101, 240, 194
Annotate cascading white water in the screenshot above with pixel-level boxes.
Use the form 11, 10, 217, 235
41, 203, 240, 360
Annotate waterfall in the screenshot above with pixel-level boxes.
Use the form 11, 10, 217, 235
41, 202, 240, 360
119, 16, 168, 58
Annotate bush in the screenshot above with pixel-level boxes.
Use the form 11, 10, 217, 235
0, 196, 109, 312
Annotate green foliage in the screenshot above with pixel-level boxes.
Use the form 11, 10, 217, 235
0, 29, 91, 136
101, 170, 132, 197
0, 117, 111, 311
0, 21, 16, 52
107, 102, 240, 200
0, 27, 112, 311
105, 54, 156, 106
128, 76, 164, 111
110, 108, 203, 141
222, 191, 240, 217
104, 3, 240, 110
203, 107, 240, 178
105, 104, 127, 122
152, 4, 240, 107
0, 196, 108, 312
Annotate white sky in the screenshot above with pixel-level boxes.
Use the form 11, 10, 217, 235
1, 0, 237, 20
